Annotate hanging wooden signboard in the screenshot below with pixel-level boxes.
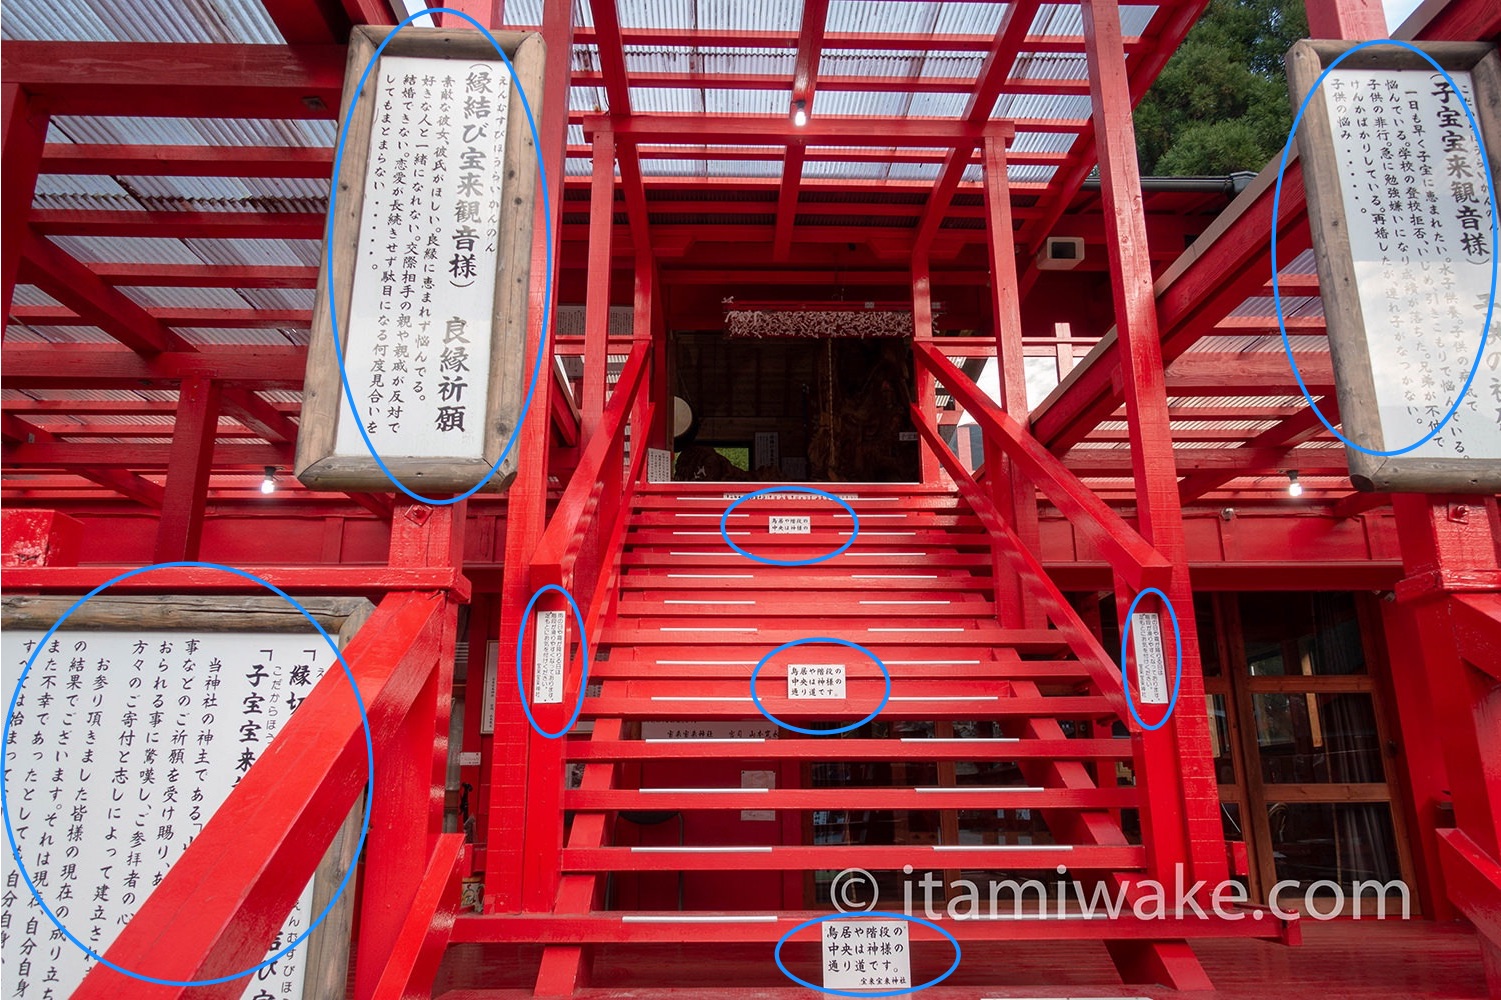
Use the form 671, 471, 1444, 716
1287, 41, 1501, 492
296, 26, 546, 493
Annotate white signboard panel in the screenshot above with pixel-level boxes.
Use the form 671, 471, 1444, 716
333, 54, 509, 461
480, 639, 498, 734
821, 918, 912, 992
1319, 68, 1500, 464
647, 448, 673, 483
753, 432, 780, 472
1131, 612, 1169, 705
788, 663, 846, 700
641, 721, 780, 740
531, 610, 566, 705
769, 515, 810, 534
1, 631, 326, 997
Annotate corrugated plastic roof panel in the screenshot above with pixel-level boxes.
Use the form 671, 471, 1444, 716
1, 0, 283, 44
51, 115, 335, 148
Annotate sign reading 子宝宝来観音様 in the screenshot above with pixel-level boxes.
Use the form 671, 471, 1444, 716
296, 25, 546, 495
1287, 40, 1501, 493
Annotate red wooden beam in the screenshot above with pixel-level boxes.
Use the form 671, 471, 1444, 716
2, 84, 48, 323
260, 0, 355, 44
572, 68, 1092, 95
581, 127, 616, 439
913, 0, 1041, 257
2, 566, 470, 599
5, 440, 290, 468
1, 344, 305, 388
601, 113, 1017, 146
1177, 399, 1339, 503
39, 142, 335, 177
1333, 490, 1393, 519
583, 1, 651, 262
369, 835, 466, 999
152, 376, 221, 561
1, 413, 165, 506
1, 41, 347, 120
564, 27, 1150, 55
84, 262, 319, 288
29, 208, 325, 239
771, 0, 831, 260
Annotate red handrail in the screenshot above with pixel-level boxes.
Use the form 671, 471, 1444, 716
912, 339, 1171, 592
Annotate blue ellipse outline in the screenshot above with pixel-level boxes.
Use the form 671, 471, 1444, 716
1119, 586, 1183, 732
719, 487, 860, 567
1272, 38, 1497, 457
749, 637, 890, 736
514, 583, 590, 738
773, 909, 961, 997
0, 561, 375, 987
327, 7, 555, 504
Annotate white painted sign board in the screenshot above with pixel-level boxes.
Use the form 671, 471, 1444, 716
1131, 611, 1170, 705
740, 769, 776, 822
642, 721, 780, 740
480, 638, 499, 734
821, 918, 912, 991
753, 432, 780, 471
769, 515, 810, 534
1, 631, 323, 998
531, 610, 567, 705
647, 447, 673, 483
332, 54, 508, 463
788, 663, 847, 700
1288, 41, 1501, 492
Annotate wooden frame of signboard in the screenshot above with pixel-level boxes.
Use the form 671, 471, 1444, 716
1287, 40, 1501, 493
0, 595, 373, 999
296, 26, 546, 493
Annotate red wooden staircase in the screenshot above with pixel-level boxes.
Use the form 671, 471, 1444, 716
451, 476, 1295, 996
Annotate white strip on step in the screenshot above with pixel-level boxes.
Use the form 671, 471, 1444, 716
852, 574, 937, 579
869, 627, 964, 632
656, 659, 757, 665
631, 846, 774, 853
932, 844, 1075, 852
642, 787, 769, 794
915, 786, 1044, 793
836, 513, 906, 519
667, 574, 753, 579
669, 551, 743, 556
891, 695, 999, 702
622, 914, 780, 924
886, 659, 981, 665
663, 599, 757, 605
651, 696, 755, 702
673, 530, 750, 536
659, 626, 758, 632
902, 737, 1018, 743
675, 512, 749, 518
859, 600, 950, 605
645, 738, 767, 744
840, 531, 916, 536
846, 552, 927, 557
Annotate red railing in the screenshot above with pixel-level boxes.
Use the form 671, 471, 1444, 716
913, 340, 1171, 592
531, 340, 654, 638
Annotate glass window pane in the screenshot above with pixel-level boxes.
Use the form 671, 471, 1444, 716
1265, 801, 1401, 889
1254, 692, 1384, 785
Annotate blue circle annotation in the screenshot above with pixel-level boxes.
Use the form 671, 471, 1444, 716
327, 7, 554, 504
0, 561, 374, 987
750, 637, 890, 736
1272, 38, 1497, 457
719, 486, 860, 566
773, 910, 961, 997
514, 583, 590, 739
1119, 586, 1183, 732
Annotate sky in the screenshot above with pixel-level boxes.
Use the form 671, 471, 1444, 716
1383, 0, 1426, 31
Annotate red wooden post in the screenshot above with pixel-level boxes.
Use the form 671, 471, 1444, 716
1080, 0, 1227, 897
1304, 0, 1388, 39
2, 83, 48, 326
981, 134, 1043, 627
480, 0, 572, 915
1392, 494, 1501, 988
355, 501, 465, 996
581, 127, 616, 441
910, 257, 941, 485
153, 376, 222, 563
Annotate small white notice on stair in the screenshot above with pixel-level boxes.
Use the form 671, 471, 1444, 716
769, 515, 810, 534
532, 610, 567, 705
647, 447, 672, 483
822, 918, 911, 992
788, 663, 846, 700
1131, 611, 1169, 705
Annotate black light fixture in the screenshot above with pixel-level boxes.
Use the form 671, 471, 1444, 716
792, 98, 808, 127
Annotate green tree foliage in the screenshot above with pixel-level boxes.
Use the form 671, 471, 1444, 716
1135, 0, 1310, 175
